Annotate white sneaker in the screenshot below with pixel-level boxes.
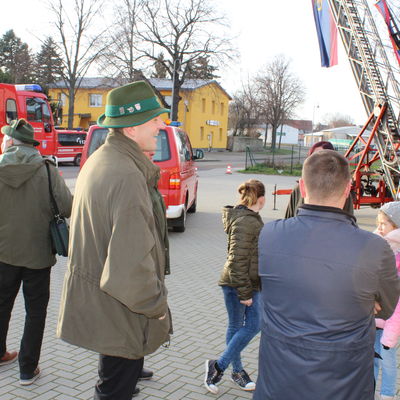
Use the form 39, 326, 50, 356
20, 367, 40, 386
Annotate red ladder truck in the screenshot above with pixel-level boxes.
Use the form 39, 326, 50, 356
0, 83, 58, 159
327, 0, 400, 208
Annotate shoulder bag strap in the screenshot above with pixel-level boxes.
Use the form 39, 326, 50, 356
45, 161, 61, 218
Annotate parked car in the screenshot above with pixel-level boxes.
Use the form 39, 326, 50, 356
80, 124, 204, 232
56, 129, 86, 166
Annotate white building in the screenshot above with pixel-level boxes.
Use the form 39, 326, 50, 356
303, 126, 371, 148
258, 120, 312, 145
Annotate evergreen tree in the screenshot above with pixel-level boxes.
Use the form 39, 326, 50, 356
151, 53, 168, 79
0, 69, 12, 83
0, 30, 33, 83
185, 56, 219, 80
34, 37, 64, 92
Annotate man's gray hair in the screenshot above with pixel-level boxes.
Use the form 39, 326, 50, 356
3, 135, 23, 145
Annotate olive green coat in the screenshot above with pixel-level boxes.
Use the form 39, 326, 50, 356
0, 145, 72, 268
218, 206, 264, 300
57, 131, 171, 359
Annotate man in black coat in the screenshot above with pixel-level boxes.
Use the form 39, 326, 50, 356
255, 150, 400, 400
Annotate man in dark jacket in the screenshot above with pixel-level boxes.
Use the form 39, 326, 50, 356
0, 119, 72, 385
255, 150, 400, 400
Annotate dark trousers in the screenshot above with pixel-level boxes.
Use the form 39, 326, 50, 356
94, 355, 144, 400
0, 262, 51, 375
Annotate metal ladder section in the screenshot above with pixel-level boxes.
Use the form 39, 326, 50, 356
327, 0, 400, 198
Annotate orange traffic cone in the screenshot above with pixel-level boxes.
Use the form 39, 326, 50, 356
226, 164, 232, 174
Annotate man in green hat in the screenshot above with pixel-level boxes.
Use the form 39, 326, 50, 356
57, 81, 172, 400
0, 119, 72, 385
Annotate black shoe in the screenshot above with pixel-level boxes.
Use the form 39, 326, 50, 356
204, 359, 223, 394
132, 387, 140, 397
139, 367, 153, 381
231, 370, 256, 391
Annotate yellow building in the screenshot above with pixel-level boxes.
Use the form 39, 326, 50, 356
48, 77, 231, 149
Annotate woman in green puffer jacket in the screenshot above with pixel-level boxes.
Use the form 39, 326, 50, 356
204, 179, 265, 395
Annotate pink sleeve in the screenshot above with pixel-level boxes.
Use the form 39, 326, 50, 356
396, 253, 400, 273
381, 299, 400, 348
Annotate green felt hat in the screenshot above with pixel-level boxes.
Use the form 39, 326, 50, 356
97, 81, 170, 128
1, 119, 40, 146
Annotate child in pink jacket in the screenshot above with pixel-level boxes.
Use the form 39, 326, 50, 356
375, 201, 400, 400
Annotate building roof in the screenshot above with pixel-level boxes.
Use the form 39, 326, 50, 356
304, 125, 370, 137
284, 119, 312, 132
48, 77, 118, 89
48, 77, 232, 99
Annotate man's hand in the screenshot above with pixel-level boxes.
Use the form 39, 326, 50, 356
374, 301, 382, 315
240, 299, 253, 307
158, 314, 166, 320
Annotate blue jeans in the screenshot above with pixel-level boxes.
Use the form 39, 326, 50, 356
217, 286, 260, 373
374, 329, 397, 397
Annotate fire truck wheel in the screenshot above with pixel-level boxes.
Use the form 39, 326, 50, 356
74, 154, 82, 166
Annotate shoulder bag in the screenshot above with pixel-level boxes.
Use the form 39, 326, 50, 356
45, 162, 69, 256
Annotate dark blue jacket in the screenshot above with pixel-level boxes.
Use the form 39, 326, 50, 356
254, 205, 400, 400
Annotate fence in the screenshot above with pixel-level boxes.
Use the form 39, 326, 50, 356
245, 145, 309, 173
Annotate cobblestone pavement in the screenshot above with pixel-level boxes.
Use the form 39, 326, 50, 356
0, 167, 396, 399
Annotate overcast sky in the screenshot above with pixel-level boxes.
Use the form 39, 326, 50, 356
2, 0, 399, 126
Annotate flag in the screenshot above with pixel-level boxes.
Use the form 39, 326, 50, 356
375, 0, 400, 66
311, 0, 338, 67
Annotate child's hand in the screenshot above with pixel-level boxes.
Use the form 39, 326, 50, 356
240, 299, 253, 306
374, 301, 382, 314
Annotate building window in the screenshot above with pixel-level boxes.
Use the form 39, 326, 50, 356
202, 98, 206, 113
89, 94, 103, 107
200, 127, 204, 141
220, 102, 224, 116
219, 128, 223, 141
212, 100, 215, 114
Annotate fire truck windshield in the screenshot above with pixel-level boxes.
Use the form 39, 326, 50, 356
26, 97, 51, 123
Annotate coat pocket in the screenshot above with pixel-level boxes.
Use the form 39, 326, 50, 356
143, 308, 172, 355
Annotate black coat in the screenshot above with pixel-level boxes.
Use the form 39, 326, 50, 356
254, 205, 400, 400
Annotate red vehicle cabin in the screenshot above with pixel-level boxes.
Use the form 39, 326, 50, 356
80, 124, 204, 232
0, 83, 57, 157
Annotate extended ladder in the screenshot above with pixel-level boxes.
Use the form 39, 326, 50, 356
327, 0, 400, 203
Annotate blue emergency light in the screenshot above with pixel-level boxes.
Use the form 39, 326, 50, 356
165, 119, 182, 127
15, 84, 43, 92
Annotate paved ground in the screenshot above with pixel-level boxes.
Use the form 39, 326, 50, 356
0, 162, 396, 399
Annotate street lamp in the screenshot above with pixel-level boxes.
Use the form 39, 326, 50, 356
170, 59, 180, 121
311, 104, 319, 146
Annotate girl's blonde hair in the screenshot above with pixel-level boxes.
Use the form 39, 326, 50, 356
377, 210, 398, 229
237, 179, 265, 207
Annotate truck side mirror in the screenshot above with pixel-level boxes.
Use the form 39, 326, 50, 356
193, 149, 204, 160
44, 123, 52, 133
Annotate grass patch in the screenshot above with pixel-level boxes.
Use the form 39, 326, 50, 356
239, 163, 302, 176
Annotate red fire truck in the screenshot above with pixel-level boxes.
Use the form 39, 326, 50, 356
0, 83, 57, 158
55, 129, 86, 166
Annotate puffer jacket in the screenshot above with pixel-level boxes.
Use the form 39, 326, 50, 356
218, 205, 263, 300
375, 228, 400, 348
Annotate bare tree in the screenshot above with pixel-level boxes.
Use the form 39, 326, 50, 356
256, 55, 306, 150
129, 0, 235, 120
323, 112, 355, 128
228, 79, 261, 137
48, 0, 106, 128
97, 0, 142, 83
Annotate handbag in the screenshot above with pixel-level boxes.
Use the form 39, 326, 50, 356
45, 162, 69, 256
